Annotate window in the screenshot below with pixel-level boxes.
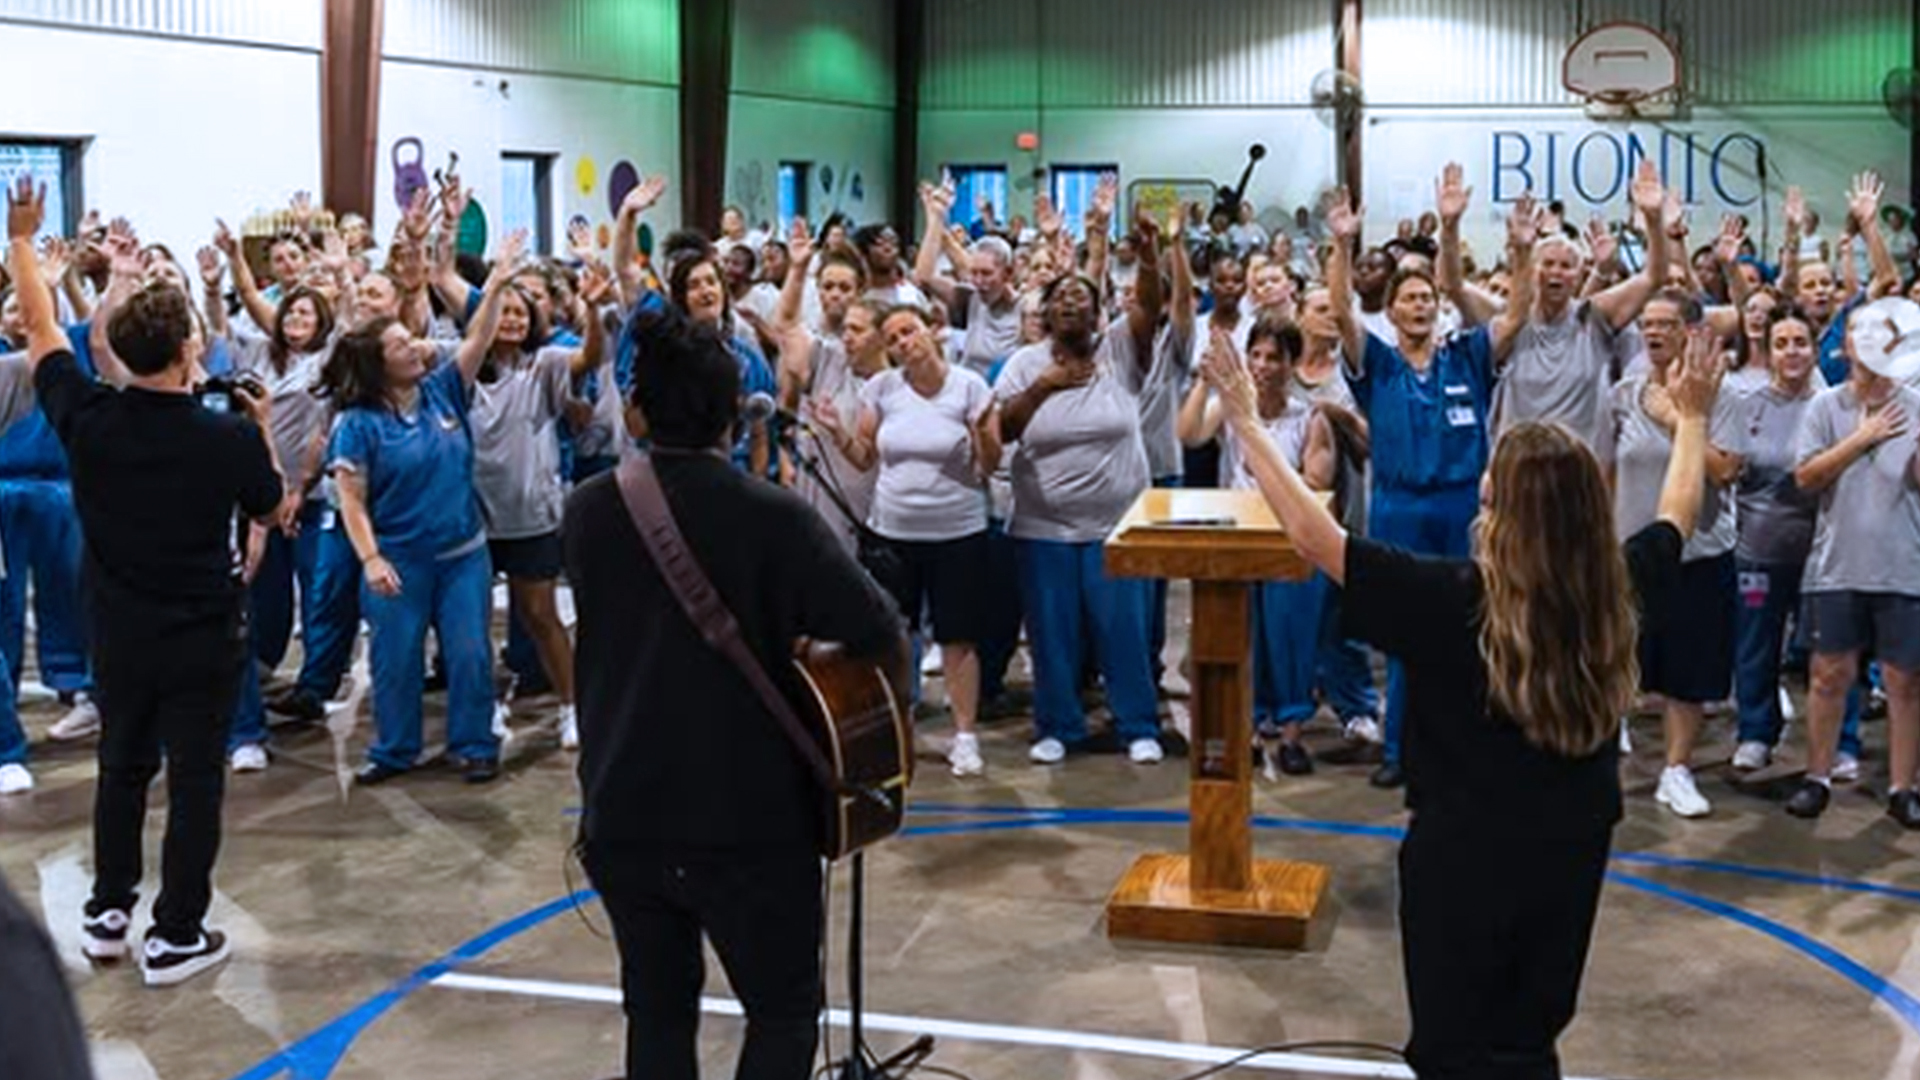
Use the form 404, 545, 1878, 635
777, 162, 810, 233
0, 139, 83, 240
1049, 165, 1118, 241
944, 165, 1008, 236
500, 152, 554, 255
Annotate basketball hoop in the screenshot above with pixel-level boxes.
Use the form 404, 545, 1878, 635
1564, 22, 1680, 119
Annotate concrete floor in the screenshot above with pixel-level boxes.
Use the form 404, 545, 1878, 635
4, 593, 1920, 1080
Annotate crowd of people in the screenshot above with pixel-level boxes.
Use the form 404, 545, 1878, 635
0, 153, 1918, 828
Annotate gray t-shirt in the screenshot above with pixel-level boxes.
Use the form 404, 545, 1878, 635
1611, 373, 1744, 561
995, 331, 1151, 543
1796, 383, 1920, 596
1494, 300, 1621, 457
796, 336, 879, 553
952, 285, 1024, 380
1734, 383, 1820, 566
232, 334, 332, 494
1138, 319, 1194, 481
1220, 394, 1312, 490
470, 345, 573, 540
860, 364, 992, 542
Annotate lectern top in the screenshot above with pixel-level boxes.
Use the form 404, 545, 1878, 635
1104, 489, 1318, 582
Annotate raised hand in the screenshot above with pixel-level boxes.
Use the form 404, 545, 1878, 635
1325, 187, 1362, 241
1849, 171, 1885, 229
38, 236, 72, 284
787, 216, 815, 266
622, 175, 668, 217
1586, 216, 1619, 267
1713, 214, 1746, 265
1034, 194, 1064, 238
105, 219, 144, 278
1435, 162, 1471, 225
490, 228, 529, 280
1663, 191, 1689, 241
1506, 194, 1541, 248
1629, 160, 1665, 223
213, 218, 240, 258
289, 190, 315, 230
578, 257, 614, 307
320, 231, 350, 274
1784, 186, 1809, 234
1200, 329, 1257, 423
441, 176, 470, 228
5, 177, 45, 242
1088, 173, 1119, 234
1671, 325, 1726, 421
402, 187, 432, 242
919, 178, 956, 226
195, 246, 224, 289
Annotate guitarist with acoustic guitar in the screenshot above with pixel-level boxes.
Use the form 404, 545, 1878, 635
563, 304, 909, 1080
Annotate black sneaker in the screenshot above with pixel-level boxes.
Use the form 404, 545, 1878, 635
1889, 790, 1920, 829
1370, 762, 1407, 789
142, 930, 230, 987
1278, 742, 1314, 776
461, 758, 500, 784
82, 908, 131, 962
354, 761, 407, 786
1784, 779, 1831, 819
266, 687, 326, 723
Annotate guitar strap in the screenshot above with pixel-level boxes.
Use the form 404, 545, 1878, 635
613, 452, 847, 794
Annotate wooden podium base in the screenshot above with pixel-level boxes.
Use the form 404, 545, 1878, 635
1105, 852, 1330, 950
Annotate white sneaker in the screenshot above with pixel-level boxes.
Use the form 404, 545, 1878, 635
1128, 737, 1165, 765
228, 745, 268, 773
921, 646, 943, 677
1343, 716, 1383, 745
0, 763, 31, 794
1779, 685, 1798, 722
1731, 741, 1772, 771
1619, 719, 1633, 754
948, 732, 984, 777
48, 695, 101, 741
558, 704, 579, 751
1833, 752, 1861, 784
1656, 765, 1712, 818
1029, 737, 1066, 765
141, 930, 230, 987
491, 701, 513, 741
82, 908, 131, 961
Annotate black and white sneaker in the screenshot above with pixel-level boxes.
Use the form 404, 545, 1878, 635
141, 930, 230, 987
82, 908, 132, 962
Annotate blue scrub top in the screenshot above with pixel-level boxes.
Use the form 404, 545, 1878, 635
1350, 326, 1494, 492
613, 293, 776, 474
1818, 293, 1866, 388
0, 324, 100, 480
328, 362, 484, 561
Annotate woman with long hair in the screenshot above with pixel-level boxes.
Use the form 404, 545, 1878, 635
813, 305, 998, 776
1202, 314, 1724, 1080
1725, 285, 1783, 396
321, 230, 527, 784
664, 248, 777, 475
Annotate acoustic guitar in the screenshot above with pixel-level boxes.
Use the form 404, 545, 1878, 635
792, 641, 913, 860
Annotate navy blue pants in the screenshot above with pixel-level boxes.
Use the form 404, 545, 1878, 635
362, 546, 497, 770
1016, 537, 1159, 744
0, 478, 89, 695
295, 511, 361, 702
248, 501, 324, 673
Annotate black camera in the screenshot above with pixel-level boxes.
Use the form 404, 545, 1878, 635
196, 373, 266, 415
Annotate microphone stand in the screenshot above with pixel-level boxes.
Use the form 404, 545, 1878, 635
774, 421, 935, 1080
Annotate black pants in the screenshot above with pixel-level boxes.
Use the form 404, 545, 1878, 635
584, 840, 824, 1080
86, 623, 244, 944
1398, 821, 1612, 1080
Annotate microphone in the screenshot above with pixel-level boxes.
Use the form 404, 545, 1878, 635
742, 391, 777, 425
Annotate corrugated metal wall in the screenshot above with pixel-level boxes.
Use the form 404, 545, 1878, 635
732, 0, 894, 107
923, 0, 1333, 110
383, 0, 678, 85
0, 0, 322, 49
1364, 0, 1908, 107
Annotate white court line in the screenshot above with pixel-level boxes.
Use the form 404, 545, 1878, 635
431, 972, 1639, 1080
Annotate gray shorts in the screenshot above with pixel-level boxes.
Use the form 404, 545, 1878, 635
1803, 591, 1920, 670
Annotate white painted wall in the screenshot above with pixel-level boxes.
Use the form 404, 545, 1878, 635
726, 97, 893, 231
374, 61, 681, 260
0, 22, 322, 258
919, 109, 1336, 233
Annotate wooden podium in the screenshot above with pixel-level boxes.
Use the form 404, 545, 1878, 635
1102, 488, 1331, 949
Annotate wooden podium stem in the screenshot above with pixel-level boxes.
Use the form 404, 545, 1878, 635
1187, 580, 1253, 893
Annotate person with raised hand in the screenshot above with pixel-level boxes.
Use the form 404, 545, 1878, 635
1781, 173, 1904, 389
322, 228, 529, 786
1788, 299, 1920, 822
9, 176, 286, 986
913, 176, 1022, 380
1201, 296, 1723, 1080
995, 205, 1166, 767
1329, 184, 1533, 788
1612, 291, 1748, 818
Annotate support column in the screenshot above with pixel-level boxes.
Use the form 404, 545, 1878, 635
893, 0, 925, 235
321, 0, 385, 220
1336, 0, 1362, 203
680, 0, 736, 236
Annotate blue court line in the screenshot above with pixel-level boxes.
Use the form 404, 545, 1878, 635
226, 890, 596, 1080
224, 811, 1920, 1080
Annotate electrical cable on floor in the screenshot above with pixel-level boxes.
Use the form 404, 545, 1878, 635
560, 831, 609, 941
1158, 1040, 1408, 1080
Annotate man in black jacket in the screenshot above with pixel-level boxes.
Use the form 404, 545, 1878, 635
564, 305, 904, 1080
